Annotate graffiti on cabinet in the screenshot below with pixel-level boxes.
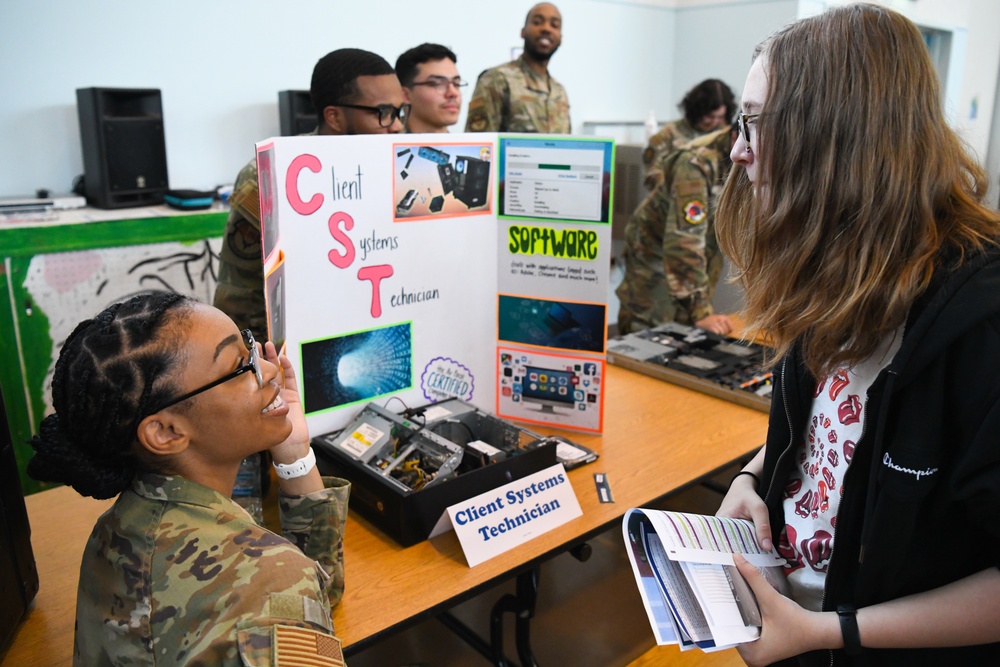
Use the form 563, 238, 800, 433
21, 239, 223, 416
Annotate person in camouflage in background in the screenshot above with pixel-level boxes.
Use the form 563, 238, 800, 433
27, 292, 350, 666
642, 79, 736, 190
215, 48, 405, 340
617, 126, 736, 336
465, 3, 570, 133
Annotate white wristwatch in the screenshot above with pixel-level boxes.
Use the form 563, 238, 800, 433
272, 447, 317, 480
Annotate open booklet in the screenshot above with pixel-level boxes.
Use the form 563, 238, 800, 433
622, 509, 791, 652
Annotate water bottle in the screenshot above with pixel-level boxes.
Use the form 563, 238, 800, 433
232, 454, 264, 524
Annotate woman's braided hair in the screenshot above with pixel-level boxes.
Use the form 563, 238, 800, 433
27, 291, 193, 499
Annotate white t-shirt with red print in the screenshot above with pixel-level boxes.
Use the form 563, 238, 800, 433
778, 332, 902, 611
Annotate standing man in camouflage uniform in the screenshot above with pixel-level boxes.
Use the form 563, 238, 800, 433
465, 3, 570, 133
617, 126, 735, 336
643, 79, 735, 189
214, 48, 407, 340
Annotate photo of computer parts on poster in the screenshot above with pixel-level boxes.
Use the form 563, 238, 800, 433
300, 322, 413, 415
498, 294, 606, 354
497, 346, 604, 432
258, 143, 280, 263
392, 142, 494, 221
498, 137, 614, 224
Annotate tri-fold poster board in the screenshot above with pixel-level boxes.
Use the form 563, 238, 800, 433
256, 132, 614, 438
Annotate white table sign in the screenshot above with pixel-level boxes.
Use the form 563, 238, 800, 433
432, 463, 582, 567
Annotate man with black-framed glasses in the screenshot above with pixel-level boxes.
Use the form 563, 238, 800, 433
215, 47, 403, 525
215, 48, 405, 341
396, 43, 465, 134
315, 48, 408, 136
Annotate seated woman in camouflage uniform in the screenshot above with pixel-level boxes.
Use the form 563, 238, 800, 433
28, 291, 349, 666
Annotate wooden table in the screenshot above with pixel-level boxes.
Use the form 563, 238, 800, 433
627, 644, 745, 667
5, 365, 767, 665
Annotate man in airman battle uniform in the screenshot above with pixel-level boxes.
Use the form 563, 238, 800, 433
74, 473, 350, 665
214, 48, 406, 339
617, 126, 735, 336
642, 79, 735, 190
465, 3, 570, 133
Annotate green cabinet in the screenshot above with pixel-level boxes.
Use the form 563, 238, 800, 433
0, 207, 228, 493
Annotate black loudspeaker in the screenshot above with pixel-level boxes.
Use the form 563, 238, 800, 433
454, 156, 490, 208
76, 87, 169, 209
279, 90, 317, 136
0, 389, 39, 653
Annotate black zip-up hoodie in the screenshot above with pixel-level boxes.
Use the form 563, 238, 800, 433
759, 247, 1000, 666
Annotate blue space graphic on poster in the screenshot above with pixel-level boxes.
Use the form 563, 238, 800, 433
498, 295, 605, 353
301, 322, 413, 414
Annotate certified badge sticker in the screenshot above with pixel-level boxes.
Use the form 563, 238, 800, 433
421, 356, 475, 403
684, 200, 707, 225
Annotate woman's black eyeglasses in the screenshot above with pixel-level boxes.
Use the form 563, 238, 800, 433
737, 112, 760, 146
151, 329, 263, 414
337, 103, 411, 128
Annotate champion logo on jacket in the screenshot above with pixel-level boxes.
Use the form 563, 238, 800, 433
881, 453, 938, 480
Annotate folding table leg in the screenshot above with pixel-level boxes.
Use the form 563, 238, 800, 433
490, 566, 540, 667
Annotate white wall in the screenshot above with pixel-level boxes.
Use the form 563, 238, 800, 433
958, 0, 1000, 207
672, 0, 798, 107
989, 64, 1000, 210
0, 0, 679, 198
799, 0, 1000, 169
1, 0, 996, 201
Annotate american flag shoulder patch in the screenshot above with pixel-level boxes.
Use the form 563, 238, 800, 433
274, 625, 345, 667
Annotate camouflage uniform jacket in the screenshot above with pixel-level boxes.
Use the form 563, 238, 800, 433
74, 472, 350, 667
214, 129, 319, 340
641, 118, 702, 190
465, 55, 570, 133
616, 127, 731, 335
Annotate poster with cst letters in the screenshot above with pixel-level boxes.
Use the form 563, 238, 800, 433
258, 133, 613, 438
